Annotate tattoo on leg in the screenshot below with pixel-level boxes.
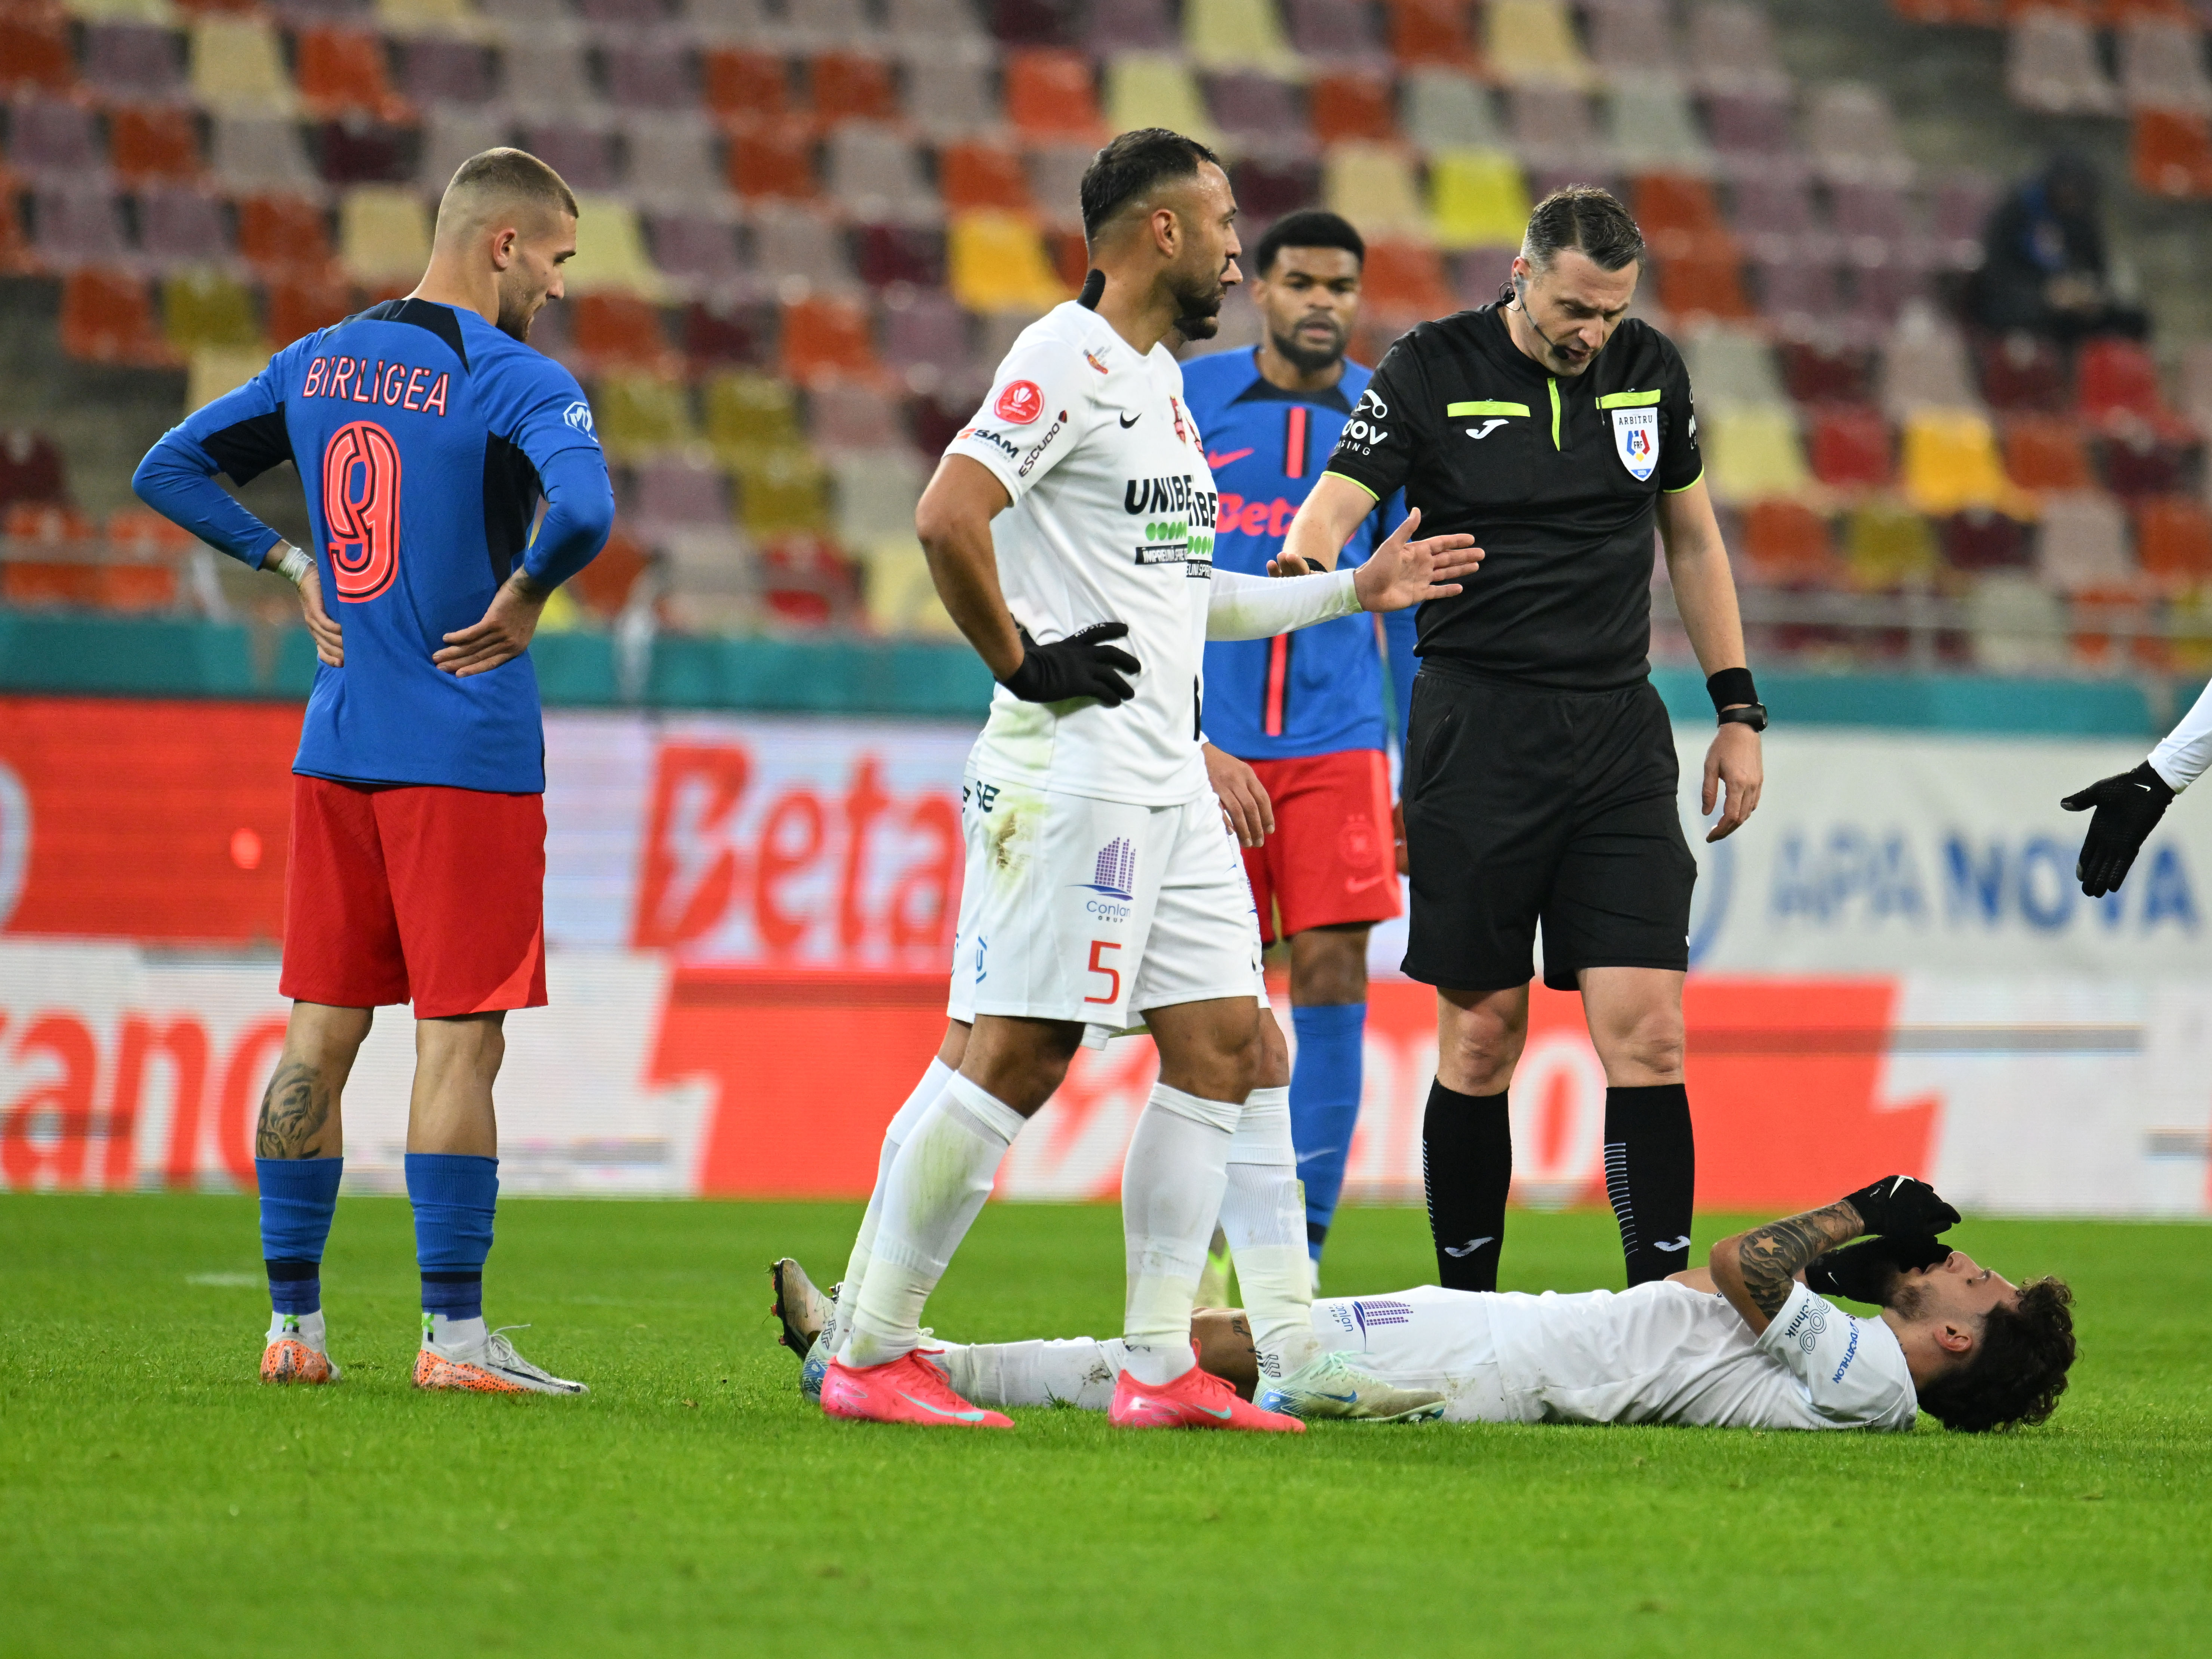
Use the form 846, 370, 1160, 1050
1737, 1202, 1861, 1317
256, 1061, 331, 1158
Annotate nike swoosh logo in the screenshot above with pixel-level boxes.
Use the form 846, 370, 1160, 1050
897, 1392, 984, 1421
1119, 413, 1142, 428
1128, 1395, 1232, 1421
1345, 872, 1391, 892
1443, 1236, 1495, 1257
1204, 447, 1253, 468
1314, 1391, 1358, 1404
1295, 1145, 1344, 1166
1655, 1236, 1692, 1252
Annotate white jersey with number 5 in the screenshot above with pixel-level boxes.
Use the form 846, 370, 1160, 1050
944, 300, 1220, 807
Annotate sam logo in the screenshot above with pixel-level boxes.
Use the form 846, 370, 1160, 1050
1077, 836, 1136, 900
995, 380, 1044, 424
563, 401, 596, 438
960, 426, 1020, 459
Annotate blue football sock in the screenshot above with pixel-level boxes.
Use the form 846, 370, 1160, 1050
257, 1156, 342, 1316
1290, 1002, 1367, 1262
406, 1152, 497, 1324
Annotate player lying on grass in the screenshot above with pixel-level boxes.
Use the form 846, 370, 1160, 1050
776, 1177, 2076, 1433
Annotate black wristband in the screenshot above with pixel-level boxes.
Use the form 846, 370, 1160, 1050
1707, 667, 1757, 713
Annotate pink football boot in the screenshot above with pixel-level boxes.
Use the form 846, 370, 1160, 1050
1107, 1361, 1306, 1432
820, 1351, 1014, 1429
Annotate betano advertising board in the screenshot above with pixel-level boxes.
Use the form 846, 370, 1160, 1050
1, 697, 2206, 1214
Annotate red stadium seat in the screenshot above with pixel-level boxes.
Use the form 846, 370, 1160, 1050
1654, 238, 1752, 321
1308, 73, 1397, 144
1386, 0, 1478, 68
265, 271, 357, 347
810, 53, 900, 126
99, 508, 190, 611
2076, 337, 2165, 421
2002, 415, 2095, 492
58, 268, 173, 366
1359, 242, 1453, 317
2098, 422, 2190, 498
705, 49, 792, 122
1047, 226, 1088, 291
1740, 498, 1838, 585
1778, 337, 1873, 405
295, 28, 413, 125
571, 294, 675, 371
0, 501, 99, 609
780, 293, 879, 383
940, 141, 1035, 213
567, 527, 651, 617
2131, 110, 2212, 198
2134, 495, 2212, 583
1632, 174, 1726, 244
1975, 332, 2070, 412
0, 429, 67, 510
1808, 405, 1894, 488
683, 297, 775, 367
759, 531, 861, 628
854, 222, 946, 288
109, 105, 202, 183
0, 12, 76, 95
728, 120, 818, 200
235, 195, 335, 275
1938, 507, 2030, 571
1004, 49, 1104, 139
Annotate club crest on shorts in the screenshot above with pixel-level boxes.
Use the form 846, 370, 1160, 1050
1611, 406, 1660, 481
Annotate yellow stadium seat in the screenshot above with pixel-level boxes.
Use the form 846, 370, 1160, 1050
338, 187, 431, 285
1843, 500, 1940, 590
1105, 53, 1219, 145
1484, 0, 1593, 89
1323, 143, 1429, 237
860, 539, 962, 639
593, 376, 698, 460
730, 446, 831, 538
703, 372, 805, 456
1703, 405, 1808, 503
185, 346, 271, 415
190, 19, 295, 114
563, 194, 665, 300
376, 0, 478, 28
1184, 0, 1300, 76
161, 269, 260, 353
1428, 149, 1529, 249
61, 0, 174, 22
1900, 411, 2037, 518
948, 212, 1069, 314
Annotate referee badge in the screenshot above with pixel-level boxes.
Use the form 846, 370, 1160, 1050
1611, 407, 1660, 481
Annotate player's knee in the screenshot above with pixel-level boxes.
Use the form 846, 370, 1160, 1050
1603, 1014, 1684, 1082
1254, 1012, 1290, 1091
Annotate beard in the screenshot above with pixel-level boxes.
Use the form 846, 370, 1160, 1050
1170, 265, 1228, 341
1270, 320, 1347, 376
495, 275, 539, 341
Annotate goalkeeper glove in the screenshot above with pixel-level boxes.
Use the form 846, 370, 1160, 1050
1001, 622, 1141, 706
1840, 1174, 1960, 1236
2062, 761, 2173, 897
1806, 1233, 1953, 1306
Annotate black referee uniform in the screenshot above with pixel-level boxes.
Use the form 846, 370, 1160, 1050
1324, 301, 1707, 1290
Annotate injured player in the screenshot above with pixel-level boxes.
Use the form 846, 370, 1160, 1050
773, 1176, 2077, 1434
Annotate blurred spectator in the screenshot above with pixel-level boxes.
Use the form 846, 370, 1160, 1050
1972, 154, 2149, 344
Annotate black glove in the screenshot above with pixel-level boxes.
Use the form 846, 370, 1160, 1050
1000, 622, 1141, 707
2062, 761, 2174, 897
1806, 1233, 1953, 1306
1840, 1174, 1961, 1236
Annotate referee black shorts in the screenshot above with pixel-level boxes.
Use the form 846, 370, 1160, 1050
1400, 663, 1696, 993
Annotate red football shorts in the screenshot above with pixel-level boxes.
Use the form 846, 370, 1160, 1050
1238, 747, 1401, 946
280, 774, 548, 1018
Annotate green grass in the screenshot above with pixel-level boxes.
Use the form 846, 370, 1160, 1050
2, 1196, 2206, 1658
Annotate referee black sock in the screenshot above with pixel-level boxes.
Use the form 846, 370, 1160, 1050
1603, 1083, 1697, 1287
1422, 1081, 1511, 1292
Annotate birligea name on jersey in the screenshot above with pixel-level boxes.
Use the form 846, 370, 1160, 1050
298, 355, 453, 417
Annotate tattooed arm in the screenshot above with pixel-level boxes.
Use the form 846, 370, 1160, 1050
1707, 1202, 1866, 1335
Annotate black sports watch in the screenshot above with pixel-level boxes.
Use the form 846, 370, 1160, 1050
1717, 703, 1768, 732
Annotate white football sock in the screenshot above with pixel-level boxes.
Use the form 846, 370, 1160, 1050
1220, 1085, 1322, 1379
840, 1074, 1025, 1370
931, 1337, 1128, 1412
265, 1308, 327, 1350
829, 1056, 953, 1358
427, 1313, 486, 1351
1121, 1081, 1241, 1387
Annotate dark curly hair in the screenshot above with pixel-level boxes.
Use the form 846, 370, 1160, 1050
1914, 1277, 2076, 1433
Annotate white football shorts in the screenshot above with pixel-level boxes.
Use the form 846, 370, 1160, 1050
1310, 1288, 1533, 1425
946, 770, 1267, 1044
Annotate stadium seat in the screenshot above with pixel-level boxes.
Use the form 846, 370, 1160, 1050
780, 291, 879, 382
625, 452, 732, 535
1928, 172, 1999, 268
758, 531, 861, 629
1229, 154, 1321, 221
1848, 259, 1933, 332
1703, 89, 1794, 157
1206, 73, 1308, 152
1487, 0, 1593, 89
8, 96, 102, 182
2006, 12, 2120, 115
419, 111, 510, 193
1739, 497, 1839, 586
2134, 494, 2212, 583
785, 0, 881, 47
1429, 150, 1530, 248
2076, 337, 2167, 422
704, 49, 792, 123
750, 206, 856, 291
939, 142, 1033, 215
315, 118, 415, 188
1877, 304, 1980, 418
136, 186, 232, 268
1704, 405, 1808, 502
523, 121, 622, 193
1005, 49, 1104, 139
1685, 2, 1787, 94
1399, 70, 1498, 151
184, 343, 273, 419
1508, 84, 1603, 166
1322, 144, 1427, 237
295, 28, 413, 124
2002, 414, 2095, 493
1655, 239, 1752, 321
1807, 404, 1893, 488
827, 126, 936, 222
503, 39, 599, 113
102, 502, 195, 614
1284, 0, 1388, 64
209, 115, 322, 193
1609, 78, 1712, 173
1182, 0, 1294, 73
1360, 242, 1455, 318
2119, 20, 2212, 114
563, 194, 664, 296
1106, 54, 1219, 145
903, 57, 998, 139
1079, 0, 1177, 51
1754, 256, 1843, 330
1386, 0, 1479, 70
1634, 173, 1726, 245
0, 12, 77, 97
0, 502, 100, 611
1940, 506, 2031, 571
571, 293, 675, 370
188, 18, 295, 114
338, 186, 432, 285
1976, 332, 2069, 412
384, 0, 491, 25
1965, 571, 2067, 672
1842, 499, 1939, 590
810, 379, 907, 453
860, 538, 961, 638
1310, 73, 1399, 144
885, 0, 990, 52
731, 446, 831, 537
2098, 422, 2190, 498
879, 284, 971, 381
1805, 84, 1910, 180
647, 212, 743, 286
1451, 244, 1516, 306
683, 296, 776, 367
704, 369, 805, 454
1901, 410, 2031, 516
728, 121, 817, 201
1027, 144, 1094, 229
565, 526, 650, 619
2131, 108, 2212, 196
81, 23, 187, 103
1587, 0, 1678, 78
1775, 335, 1869, 403
811, 52, 900, 126
266, 271, 357, 347
0, 429, 67, 512
58, 267, 173, 365
397, 36, 498, 109
1682, 326, 1787, 407
947, 211, 1066, 312
605, 39, 699, 111
30, 185, 132, 267
160, 267, 258, 352
621, 115, 725, 211
828, 447, 926, 546
2036, 490, 2134, 592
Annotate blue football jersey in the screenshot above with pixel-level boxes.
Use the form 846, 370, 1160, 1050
168, 300, 604, 794
1183, 348, 1414, 762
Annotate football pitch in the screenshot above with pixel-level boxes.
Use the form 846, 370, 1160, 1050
3, 1196, 2205, 1657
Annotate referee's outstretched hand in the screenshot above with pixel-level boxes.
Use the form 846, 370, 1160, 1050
1334, 508, 1484, 613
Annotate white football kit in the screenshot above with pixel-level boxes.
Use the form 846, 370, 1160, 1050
943, 300, 1267, 1035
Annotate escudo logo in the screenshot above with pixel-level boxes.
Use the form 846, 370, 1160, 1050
995, 380, 1044, 423
563, 401, 597, 438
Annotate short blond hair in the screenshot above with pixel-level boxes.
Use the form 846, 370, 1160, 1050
435, 147, 578, 245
